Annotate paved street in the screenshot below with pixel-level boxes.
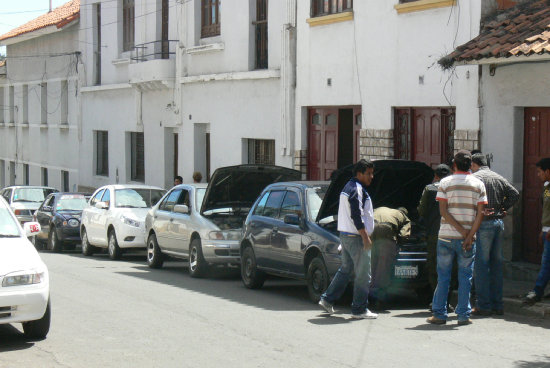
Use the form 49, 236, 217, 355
1, 250, 549, 368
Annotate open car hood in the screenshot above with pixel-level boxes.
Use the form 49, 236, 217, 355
316, 160, 434, 222
201, 165, 302, 215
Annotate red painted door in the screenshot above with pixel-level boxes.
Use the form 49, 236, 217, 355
308, 109, 323, 180
523, 108, 550, 263
323, 109, 339, 180
413, 108, 442, 169
308, 108, 338, 180
353, 108, 362, 162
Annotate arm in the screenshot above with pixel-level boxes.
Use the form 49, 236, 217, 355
417, 188, 429, 218
501, 180, 520, 212
463, 202, 485, 251
399, 214, 411, 239
359, 228, 373, 250
439, 200, 469, 239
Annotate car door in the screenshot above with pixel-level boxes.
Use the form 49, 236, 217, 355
168, 188, 192, 253
84, 189, 104, 242
273, 189, 306, 276
95, 188, 111, 245
155, 189, 182, 252
36, 194, 55, 241
253, 190, 285, 269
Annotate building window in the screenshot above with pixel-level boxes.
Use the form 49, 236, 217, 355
123, 0, 135, 52
130, 132, 145, 182
42, 167, 48, 186
62, 170, 69, 192
254, 0, 268, 69
22, 85, 28, 124
201, 0, 220, 38
248, 139, 275, 165
0, 88, 4, 124
61, 81, 68, 124
41, 82, 47, 125
311, 0, 353, 17
94, 3, 101, 85
95, 130, 109, 176
8, 86, 14, 124
23, 164, 29, 185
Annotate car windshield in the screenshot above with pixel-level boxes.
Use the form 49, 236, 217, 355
0, 207, 21, 237
115, 189, 166, 208
195, 188, 206, 210
56, 195, 88, 211
307, 185, 328, 221
13, 188, 56, 203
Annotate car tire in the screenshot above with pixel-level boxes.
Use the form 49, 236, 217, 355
81, 228, 97, 256
241, 246, 265, 289
48, 227, 63, 253
22, 299, 51, 340
306, 256, 329, 303
189, 238, 208, 278
108, 230, 122, 260
147, 233, 164, 269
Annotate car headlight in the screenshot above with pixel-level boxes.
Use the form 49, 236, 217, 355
63, 218, 80, 227
122, 216, 141, 227
208, 231, 241, 241
2, 270, 45, 287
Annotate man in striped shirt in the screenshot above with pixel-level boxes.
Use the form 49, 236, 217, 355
427, 150, 487, 326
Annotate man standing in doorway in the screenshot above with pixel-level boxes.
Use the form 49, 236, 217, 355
174, 176, 183, 186
318, 159, 378, 319
427, 150, 487, 326
471, 153, 519, 315
524, 158, 550, 305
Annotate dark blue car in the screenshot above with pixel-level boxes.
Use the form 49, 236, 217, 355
33, 193, 89, 252
240, 160, 434, 302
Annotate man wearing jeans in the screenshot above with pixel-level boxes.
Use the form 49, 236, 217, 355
471, 153, 519, 316
318, 159, 377, 319
524, 158, 550, 305
427, 150, 487, 326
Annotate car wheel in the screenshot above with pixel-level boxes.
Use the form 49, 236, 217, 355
22, 299, 51, 340
189, 238, 208, 278
48, 227, 63, 253
306, 256, 329, 303
108, 230, 122, 260
241, 246, 265, 289
81, 228, 97, 256
147, 233, 164, 269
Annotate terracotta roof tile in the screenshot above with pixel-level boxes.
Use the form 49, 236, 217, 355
440, 0, 550, 68
0, 0, 79, 42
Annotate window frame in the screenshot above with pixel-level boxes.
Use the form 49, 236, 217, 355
311, 0, 353, 18
95, 130, 109, 177
123, 0, 135, 52
201, 0, 221, 38
130, 132, 145, 182
278, 190, 302, 220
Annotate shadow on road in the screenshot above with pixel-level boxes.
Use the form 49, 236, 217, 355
0, 325, 34, 352
514, 355, 550, 367
307, 314, 354, 325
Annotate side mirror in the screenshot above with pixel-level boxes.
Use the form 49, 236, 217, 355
174, 204, 190, 214
42, 206, 52, 212
24, 222, 41, 237
283, 214, 301, 226
95, 201, 109, 210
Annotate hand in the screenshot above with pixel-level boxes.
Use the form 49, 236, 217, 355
501, 210, 507, 218
460, 229, 470, 240
483, 208, 495, 216
363, 236, 372, 250
463, 235, 474, 251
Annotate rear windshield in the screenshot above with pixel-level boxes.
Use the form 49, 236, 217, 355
13, 188, 56, 203
115, 189, 166, 208
0, 207, 21, 237
57, 195, 88, 211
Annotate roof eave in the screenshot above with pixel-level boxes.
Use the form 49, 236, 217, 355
451, 53, 550, 67
0, 18, 78, 46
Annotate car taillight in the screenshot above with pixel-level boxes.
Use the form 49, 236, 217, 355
14, 209, 22, 215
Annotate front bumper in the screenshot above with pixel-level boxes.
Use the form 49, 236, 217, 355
202, 239, 240, 264
116, 223, 147, 248
0, 283, 49, 324
58, 226, 82, 243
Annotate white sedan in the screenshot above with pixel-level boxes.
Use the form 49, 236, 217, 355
80, 185, 166, 260
0, 198, 50, 339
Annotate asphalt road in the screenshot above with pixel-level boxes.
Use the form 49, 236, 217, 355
1, 250, 549, 368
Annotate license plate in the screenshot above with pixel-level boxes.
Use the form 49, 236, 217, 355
394, 265, 418, 278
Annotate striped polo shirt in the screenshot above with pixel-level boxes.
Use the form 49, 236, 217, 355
436, 172, 488, 239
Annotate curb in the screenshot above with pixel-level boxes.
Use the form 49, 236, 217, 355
451, 291, 550, 319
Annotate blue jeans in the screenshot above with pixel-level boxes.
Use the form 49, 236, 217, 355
432, 238, 475, 321
534, 232, 550, 297
474, 219, 504, 311
321, 233, 371, 315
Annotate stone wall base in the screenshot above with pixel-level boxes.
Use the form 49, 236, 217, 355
359, 129, 394, 161
293, 149, 307, 180
454, 129, 480, 153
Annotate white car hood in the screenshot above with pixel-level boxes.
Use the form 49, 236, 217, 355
117, 208, 150, 221
0, 237, 44, 276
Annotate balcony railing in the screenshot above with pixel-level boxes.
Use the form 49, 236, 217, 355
131, 40, 177, 62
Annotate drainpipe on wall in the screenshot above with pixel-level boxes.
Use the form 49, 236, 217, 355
280, 0, 297, 157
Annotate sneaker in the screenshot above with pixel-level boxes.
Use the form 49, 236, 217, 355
318, 299, 335, 314
523, 291, 541, 306
471, 308, 492, 317
426, 316, 446, 325
351, 309, 378, 319
458, 319, 473, 326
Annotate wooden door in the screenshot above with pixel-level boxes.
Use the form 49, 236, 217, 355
523, 108, 550, 263
308, 108, 338, 180
353, 108, 362, 162
413, 108, 442, 169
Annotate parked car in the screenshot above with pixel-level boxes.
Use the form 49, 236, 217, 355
33, 193, 89, 252
240, 160, 434, 302
145, 165, 301, 277
0, 197, 50, 339
1, 186, 58, 224
80, 185, 166, 260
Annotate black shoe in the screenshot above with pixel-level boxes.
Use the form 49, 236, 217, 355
472, 308, 492, 317
447, 304, 455, 314
523, 291, 541, 306
458, 319, 473, 326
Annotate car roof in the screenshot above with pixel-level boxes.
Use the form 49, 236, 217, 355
265, 181, 330, 189
3, 186, 57, 190
172, 183, 208, 190
96, 184, 165, 191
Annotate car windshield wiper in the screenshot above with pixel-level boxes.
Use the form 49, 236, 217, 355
0, 234, 19, 238
116, 205, 141, 208
13, 199, 36, 202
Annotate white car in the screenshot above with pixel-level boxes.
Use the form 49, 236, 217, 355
80, 185, 166, 260
0, 197, 50, 339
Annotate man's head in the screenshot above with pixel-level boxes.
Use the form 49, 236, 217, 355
434, 164, 451, 181
174, 175, 183, 186
353, 159, 374, 187
536, 158, 550, 182
452, 150, 472, 173
192, 171, 202, 183
397, 207, 408, 216
471, 153, 488, 173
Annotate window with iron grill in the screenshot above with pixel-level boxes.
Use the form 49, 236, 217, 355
123, 0, 135, 51
95, 130, 109, 176
202, 0, 220, 38
311, 0, 353, 17
131, 132, 145, 182
248, 139, 275, 165
254, 0, 268, 69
